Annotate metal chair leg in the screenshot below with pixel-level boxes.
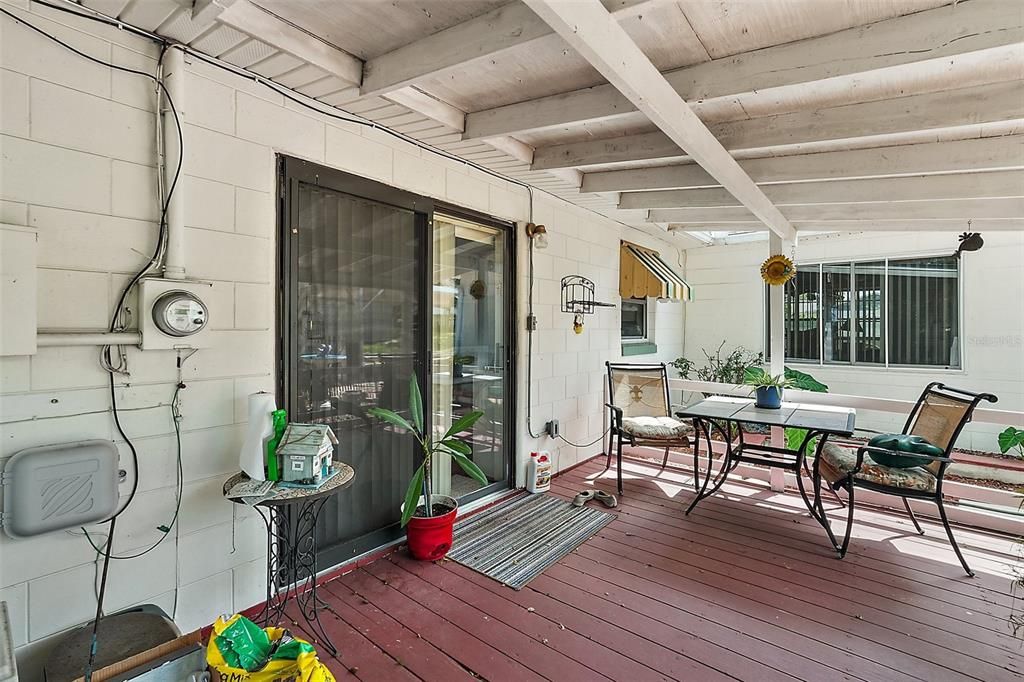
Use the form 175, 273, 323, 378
660, 446, 670, 471
839, 482, 856, 558
603, 432, 613, 472
616, 431, 624, 496
690, 436, 700, 493
936, 497, 975, 577
903, 497, 925, 535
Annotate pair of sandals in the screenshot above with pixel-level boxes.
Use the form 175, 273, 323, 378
572, 489, 618, 508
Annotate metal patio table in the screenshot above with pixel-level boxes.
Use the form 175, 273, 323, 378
675, 397, 855, 551
224, 464, 355, 658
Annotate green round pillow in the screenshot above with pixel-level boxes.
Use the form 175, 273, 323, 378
866, 434, 944, 468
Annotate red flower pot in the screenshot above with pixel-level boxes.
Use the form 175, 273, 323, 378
403, 494, 458, 561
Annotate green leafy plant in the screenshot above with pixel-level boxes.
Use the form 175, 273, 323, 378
744, 366, 829, 451
672, 341, 764, 385
742, 368, 791, 389
1001, 427, 1024, 638
998, 427, 1024, 458
368, 376, 488, 526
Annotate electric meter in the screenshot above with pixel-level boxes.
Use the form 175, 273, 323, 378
151, 290, 208, 337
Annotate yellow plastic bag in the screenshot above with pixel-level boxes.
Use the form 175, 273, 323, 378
207, 615, 335, 682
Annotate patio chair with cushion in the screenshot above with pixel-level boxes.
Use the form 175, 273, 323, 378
605, 362, 694, 495
816, 382, 997, 576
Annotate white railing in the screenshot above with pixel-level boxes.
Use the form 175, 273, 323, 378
668, 379, 1022, 427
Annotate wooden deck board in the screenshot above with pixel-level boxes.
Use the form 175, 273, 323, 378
304, 456, 1022, 681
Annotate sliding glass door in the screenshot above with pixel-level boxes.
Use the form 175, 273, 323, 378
280, 159, 513, 566
431, 213, 512, 502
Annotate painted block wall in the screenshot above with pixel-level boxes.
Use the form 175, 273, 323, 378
681, 230, 1024, 450
0, 2, 686, 674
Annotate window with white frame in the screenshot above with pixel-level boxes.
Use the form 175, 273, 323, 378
621, 298, 648, 341
766, 255, 961, 369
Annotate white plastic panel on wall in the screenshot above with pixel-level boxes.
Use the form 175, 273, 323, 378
0, 225, 37, 356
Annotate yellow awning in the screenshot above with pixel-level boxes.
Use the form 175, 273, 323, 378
619, 243, 692, 301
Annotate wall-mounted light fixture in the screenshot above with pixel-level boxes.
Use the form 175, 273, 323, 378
525, 222, 549, 250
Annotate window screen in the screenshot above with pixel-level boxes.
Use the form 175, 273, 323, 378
621, 298, 647, 340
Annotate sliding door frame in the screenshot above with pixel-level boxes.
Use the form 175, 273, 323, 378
434, 202, 519, 502
276, 156, 517, 563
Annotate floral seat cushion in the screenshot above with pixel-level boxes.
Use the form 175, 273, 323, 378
819, 442, 936, 493
621, 416, 692, 441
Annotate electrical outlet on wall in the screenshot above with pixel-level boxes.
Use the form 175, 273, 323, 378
545, 420, 559, 438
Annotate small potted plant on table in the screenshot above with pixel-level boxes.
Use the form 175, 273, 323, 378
743, 368, 792, 409
369, 376, 487, 560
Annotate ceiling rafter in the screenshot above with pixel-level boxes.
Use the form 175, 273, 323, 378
650, 197, 1024, 224
358, 0, 662, 99
582, 136, 1024, 193
619, 170, 1024, 210
464, 0, 1023, 141
521, 0, 794, 240
532, 80, 1024, 170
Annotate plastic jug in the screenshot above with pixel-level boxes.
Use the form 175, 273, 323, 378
526, 451, 552, 493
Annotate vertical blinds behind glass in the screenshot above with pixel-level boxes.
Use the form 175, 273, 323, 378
888, 256, 959, 367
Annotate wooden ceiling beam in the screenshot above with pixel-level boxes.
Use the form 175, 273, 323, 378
649, 197, 1024, 223
669, 219, 1024, 233
217, 0, 362, 85
533, 81, 1024, 170
619, 170, 1024, 209
583, 136, 1024, 193
522, 0, 794, 240
465, 0, 1023, 140
359, 0, 658, 99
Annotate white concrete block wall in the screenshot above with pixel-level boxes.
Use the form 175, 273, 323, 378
682, 230, 1024, 450
0, 2, 687, 675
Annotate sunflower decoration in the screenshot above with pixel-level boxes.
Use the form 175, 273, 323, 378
761, 254, 796, 286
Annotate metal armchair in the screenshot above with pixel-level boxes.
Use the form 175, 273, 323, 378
816, 382, 997, 576
605, 362, 694, 495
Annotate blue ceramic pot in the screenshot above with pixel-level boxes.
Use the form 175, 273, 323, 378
755, 386, 783, 409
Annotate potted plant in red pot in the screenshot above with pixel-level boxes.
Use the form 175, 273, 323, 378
369, 376, 487, 560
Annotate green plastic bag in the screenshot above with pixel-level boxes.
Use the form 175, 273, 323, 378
213, 615, 316, 672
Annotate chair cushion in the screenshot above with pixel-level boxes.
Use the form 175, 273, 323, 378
866, 433, 942, 468
819, 442, 936, 493
621, 416, 692, 441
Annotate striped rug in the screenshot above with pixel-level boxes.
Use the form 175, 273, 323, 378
448, 493, 616, 590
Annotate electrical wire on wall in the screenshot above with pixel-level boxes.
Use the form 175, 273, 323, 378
0, 9, 189, 679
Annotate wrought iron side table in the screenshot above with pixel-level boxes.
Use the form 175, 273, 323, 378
223, 464, 355, 657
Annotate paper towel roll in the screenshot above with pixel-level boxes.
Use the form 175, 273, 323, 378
240, 392, 276, 480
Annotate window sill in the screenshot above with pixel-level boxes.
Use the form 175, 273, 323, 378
622, 342, 658, 357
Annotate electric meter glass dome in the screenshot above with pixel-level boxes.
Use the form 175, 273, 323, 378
152, 290, 208, 337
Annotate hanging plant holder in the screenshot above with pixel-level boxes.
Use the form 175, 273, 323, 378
561, 275, 613, 334
761, 254, 796, 286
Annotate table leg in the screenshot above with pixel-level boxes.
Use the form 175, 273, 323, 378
805, 434, 842, 553
257, 499, 338, 658
686, 419, 734, 515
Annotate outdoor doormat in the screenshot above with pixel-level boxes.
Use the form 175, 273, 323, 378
448, 493, 616, 590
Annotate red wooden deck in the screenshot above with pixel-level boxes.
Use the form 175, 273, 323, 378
295, 456, 1022, 681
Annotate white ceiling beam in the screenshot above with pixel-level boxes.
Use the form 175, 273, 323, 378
583, 136, 1024, 193
669, 219, 1023, 233
381, 87, 465, 132
465, 0, 1024, 140
532, 81, 1024, 170
522, 0, 794, 240
359, 0, 658, 98
650, 197, 1024, 223
217, 0, 362, 85
619, 170, 1024, 209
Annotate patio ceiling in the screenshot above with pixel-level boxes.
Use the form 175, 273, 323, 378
77, 0, 1024, 244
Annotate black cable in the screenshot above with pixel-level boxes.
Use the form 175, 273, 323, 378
83, 516, 115, 682
556, 429, 611, 449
